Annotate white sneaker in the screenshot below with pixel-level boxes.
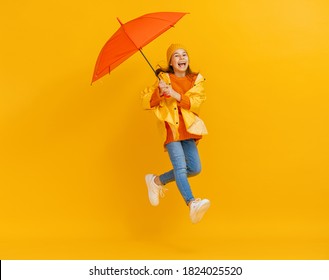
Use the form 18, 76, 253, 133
189, 198, 210, 224
145, 174, 167, 206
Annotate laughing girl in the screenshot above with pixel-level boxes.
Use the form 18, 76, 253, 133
141, 44, 210, 224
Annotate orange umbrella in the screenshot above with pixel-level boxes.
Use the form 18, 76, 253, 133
91, 12, 188, 83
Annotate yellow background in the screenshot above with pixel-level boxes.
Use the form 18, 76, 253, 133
1, 0, 328, 259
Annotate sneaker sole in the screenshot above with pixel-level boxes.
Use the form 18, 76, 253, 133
192, 200, 211, 224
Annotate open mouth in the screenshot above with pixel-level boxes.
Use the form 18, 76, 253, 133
178, 62, 187, 68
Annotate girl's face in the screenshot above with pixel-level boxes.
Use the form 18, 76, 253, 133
170, 49, 189, 76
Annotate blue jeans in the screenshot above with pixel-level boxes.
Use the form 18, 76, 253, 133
159, 139, 201, 205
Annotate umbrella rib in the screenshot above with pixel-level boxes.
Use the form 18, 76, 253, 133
119, 21, 140, 50
141, 16, 176, 25
97, 49, 137, 75
118, 18, 160, 76
142, 13, 187, 25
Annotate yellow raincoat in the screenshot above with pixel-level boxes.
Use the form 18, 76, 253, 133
141, 72, 208, 143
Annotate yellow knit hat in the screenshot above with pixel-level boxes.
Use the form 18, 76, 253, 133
166, 43, 188, 64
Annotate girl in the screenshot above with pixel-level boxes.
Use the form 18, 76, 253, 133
141, 44, 210, 224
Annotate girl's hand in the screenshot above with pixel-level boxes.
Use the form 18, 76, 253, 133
167, 88, 181, 101
158, 80, 181, 101
158, 80, 167, 90
158, 80, 171, 97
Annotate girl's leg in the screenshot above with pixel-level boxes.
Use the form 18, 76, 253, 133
159, 139, 201, 184
182, 139, 201, 177
159, 140, 197, 205
153, 139, 209, 222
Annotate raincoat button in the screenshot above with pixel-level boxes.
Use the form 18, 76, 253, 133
174, 107, 177, 110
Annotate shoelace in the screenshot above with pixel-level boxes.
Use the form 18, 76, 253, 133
190, 198, 201, 208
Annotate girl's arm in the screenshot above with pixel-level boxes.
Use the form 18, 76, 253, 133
165, 75, 206, 112
141, 80, 164, 109
150, 87, 164, 107
163, 87, 181, 102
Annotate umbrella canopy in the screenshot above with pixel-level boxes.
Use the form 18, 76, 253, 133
91, 12, 188, 83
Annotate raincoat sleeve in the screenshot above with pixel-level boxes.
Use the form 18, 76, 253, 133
150, 88, 164, 107
185, 74, 206, 115
178, 95, 191, 110
141, 79, 162, 110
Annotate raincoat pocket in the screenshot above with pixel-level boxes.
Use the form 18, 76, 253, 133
186, 115, 208, 135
